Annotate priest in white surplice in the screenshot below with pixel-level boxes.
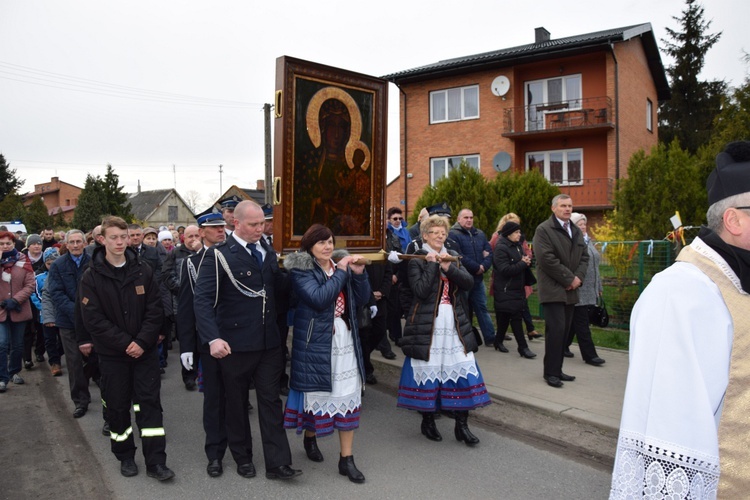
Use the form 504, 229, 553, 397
611, 141, 750, 499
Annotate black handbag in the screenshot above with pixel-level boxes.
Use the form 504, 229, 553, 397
357, 305, 372, 330
588, 297, 609, 328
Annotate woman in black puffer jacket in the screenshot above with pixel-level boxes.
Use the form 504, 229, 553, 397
396, 215, 491, 446
492, 221, 537, 358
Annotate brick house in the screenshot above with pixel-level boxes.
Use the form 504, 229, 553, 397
22, 177, 82, 222
383, 24, 670, 223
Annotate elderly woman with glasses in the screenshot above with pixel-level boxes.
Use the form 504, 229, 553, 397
396, 215, 491, 445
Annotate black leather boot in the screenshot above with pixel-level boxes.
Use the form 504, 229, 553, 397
493, 337, 509, 353
454, 411, 480, 446
338, 455, 365, 484
303, 435, 324, 462
420, 412, 442, 441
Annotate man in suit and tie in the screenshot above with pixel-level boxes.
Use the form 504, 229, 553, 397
533, 194, 589, 389
193, 201, 300, 481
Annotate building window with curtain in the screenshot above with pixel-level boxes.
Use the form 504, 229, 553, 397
429, 85, 479, 124
526, 149, 582, 186
430, 155, 480, 185
524, 74, 582, 131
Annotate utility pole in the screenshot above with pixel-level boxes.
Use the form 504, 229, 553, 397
219, 164, 223, 194
264, 103, 272, 204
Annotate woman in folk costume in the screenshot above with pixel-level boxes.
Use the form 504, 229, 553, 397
396, 215, 491, 445
283, 224, 371, 484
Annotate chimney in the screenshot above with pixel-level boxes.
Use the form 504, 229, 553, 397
535, 27, 550, 44
257, 179, 265, 191
137, 180, 141, 193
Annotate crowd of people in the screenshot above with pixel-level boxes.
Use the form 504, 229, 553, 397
2, 192, 609, 486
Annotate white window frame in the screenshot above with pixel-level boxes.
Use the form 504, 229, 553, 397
524, 74, 582, 131
646, 98, 653, 132
429, 85, 479, 124
430, 154, 480, 185
525, 148, 583, 186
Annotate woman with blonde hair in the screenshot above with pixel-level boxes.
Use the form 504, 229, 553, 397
397, 215, 490, 445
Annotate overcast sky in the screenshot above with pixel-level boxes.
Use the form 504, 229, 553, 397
1, 0, 747, 209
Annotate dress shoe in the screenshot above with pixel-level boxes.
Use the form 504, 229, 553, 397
504, 334, 512, 341
493, 340, 509, 353
50, 364, 63, 377
381, 351, 397, 360
559, 373, 576, 382
266, 464, 302, 480
184, 379, 197, 391
35, 354, 45, 363
146, 464, 175, 481
338, 455, 365, 484
585, 357, 606, 366
528, 330, 543, 340
207, 459, 223, 477
563, 349, 574, 358
365, 373, 378, 385
420, 412, 442, 442
544, 376, 564, 388
304, 435, 324, 462
519, 348, 537, 359
237, 462, 256, 478
73, 405, 88, 418
120, 458, 138, 477
102, 421, 111, 437
24, 360, 33, 370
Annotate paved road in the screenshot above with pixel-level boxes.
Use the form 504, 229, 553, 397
2, 351, 613, 499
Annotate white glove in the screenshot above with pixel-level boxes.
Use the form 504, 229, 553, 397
388, 250, 402, 264
180, 352, 193, 371
369, 305, 378, 318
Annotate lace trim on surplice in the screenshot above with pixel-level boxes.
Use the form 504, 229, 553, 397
611, 430, 720, 499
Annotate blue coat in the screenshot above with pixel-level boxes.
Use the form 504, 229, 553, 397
449, 223, 492, 281
193, 235, 286, 352
47, 252, 91, 329
284, 250, 370, 393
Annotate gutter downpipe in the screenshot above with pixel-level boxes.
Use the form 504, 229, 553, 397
609, 42, 620, 182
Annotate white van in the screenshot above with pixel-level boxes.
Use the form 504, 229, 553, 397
0, 221, 29, 234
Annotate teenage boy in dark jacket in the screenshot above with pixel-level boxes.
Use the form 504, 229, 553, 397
76, 216, 175, 482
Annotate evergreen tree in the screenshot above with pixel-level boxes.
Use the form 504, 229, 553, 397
72, 174, 107, 232
102, 164, 133, 220
25, 196, 53, 234
0, 154, 22, 202
0, 192, 26, 221
613, 140, 706, 239
488, 170, 560, 241
659, 0, 727, 154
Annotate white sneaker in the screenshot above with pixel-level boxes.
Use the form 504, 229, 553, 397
11, 374, 24, 384
0, 381, 7, 392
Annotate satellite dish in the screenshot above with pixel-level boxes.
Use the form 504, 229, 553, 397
493, 151, 512, 172
491, 76, 510, 97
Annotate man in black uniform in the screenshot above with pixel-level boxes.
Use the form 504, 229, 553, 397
193, 201, 300, 481
176, 212, 228, 477
77, 216, 175, 481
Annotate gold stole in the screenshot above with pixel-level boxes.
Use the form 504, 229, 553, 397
677, 245, 750, 496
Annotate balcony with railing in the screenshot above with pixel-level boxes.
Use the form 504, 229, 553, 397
503, 96, 614, 138
553, 176, 615, 209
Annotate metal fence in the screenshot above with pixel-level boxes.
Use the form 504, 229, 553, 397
526, 240, 676, 329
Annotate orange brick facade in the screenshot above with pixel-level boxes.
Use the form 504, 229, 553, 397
386, 30, 663, 224
23, 177, 82, 222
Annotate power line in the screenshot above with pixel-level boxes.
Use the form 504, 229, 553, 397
0, 60, 264, 108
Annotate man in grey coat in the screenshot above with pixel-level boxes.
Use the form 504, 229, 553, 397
533, 194, 589, 388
